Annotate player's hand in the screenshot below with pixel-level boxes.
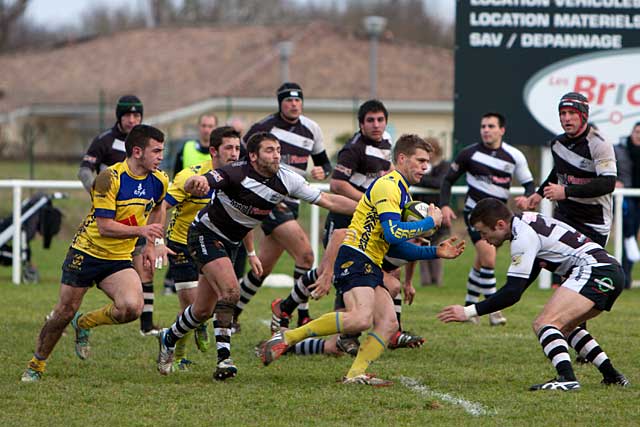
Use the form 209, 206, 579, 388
141, 244, 157, 273
310, 166, 327, 181
309, 271, 332, 300
248, 253, 263, 277
441, 205, 456, 228
543, 183, 566, 201
514, 196, 528, 211
138, 223, 164, 241
185, 175, 210, 196
436, 236, 465, 259
427, 203, 442, 228
154, 242, 175, 270
437, 305, 468, 323
524, 193, 542, 210
403, 282, 416, 305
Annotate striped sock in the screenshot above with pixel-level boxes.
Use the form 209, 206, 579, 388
280, 268, 318, 315
393, 297, 402, 331
235, 271, 264, 317
568, 327, 618, 378
538, 325, 576, 380
288, 338, 326, 356
166, 305, 203, 348
213, 301, 234, 362
465, 267, 496, 305
140, 282, 154, 331
294, 266, 312, 320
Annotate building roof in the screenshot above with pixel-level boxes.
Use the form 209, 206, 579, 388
0, 21, 453, 117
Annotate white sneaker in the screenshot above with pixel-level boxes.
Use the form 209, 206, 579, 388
624, 237, 640, 262
489, 311, 507, 326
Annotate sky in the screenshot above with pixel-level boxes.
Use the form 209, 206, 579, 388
25, 0, 455, 28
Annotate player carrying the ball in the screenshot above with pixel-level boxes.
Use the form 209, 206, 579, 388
259, 134, 465, 386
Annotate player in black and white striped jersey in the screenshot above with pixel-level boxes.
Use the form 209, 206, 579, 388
156, 132, 356, 378
438, 198, 629, 391
234, 82, 333, 327
519, 92, 616, 247
440, 112, 535, 325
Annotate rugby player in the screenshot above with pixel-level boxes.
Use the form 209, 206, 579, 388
156, 132, 356, 379
259, 134, 465, 386
22, 124, 170, 382
438, 198, 629, 391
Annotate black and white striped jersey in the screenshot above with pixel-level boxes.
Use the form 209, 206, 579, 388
442, 142, 533, 210
508, 212, 616, 280
194, 161, 321, 243
548, 126, 617, 237
332, 131, 392, 193
243, 113, 325, 177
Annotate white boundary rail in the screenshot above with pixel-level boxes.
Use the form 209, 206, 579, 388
2, 179, 639, 287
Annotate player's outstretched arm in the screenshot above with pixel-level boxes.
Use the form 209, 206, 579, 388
315, 192, 357, 216
435, 236, 465, 259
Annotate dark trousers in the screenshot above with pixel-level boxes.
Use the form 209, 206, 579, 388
622, 197, 640, 289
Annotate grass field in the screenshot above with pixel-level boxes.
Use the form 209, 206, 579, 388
2, 161, 640, 426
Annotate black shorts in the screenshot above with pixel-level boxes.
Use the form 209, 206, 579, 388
463, 209, 482, 244
562, 263, 624, 312
261, 201, 299, 236
187, 222, 240, 271
167, 239, 198, 284
333, 246, 383, 309
323, 212, 352, 248
61, 248, 133, 288
131, 237, 147, 256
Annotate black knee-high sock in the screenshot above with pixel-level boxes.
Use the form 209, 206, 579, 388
294, 265, 311, 320
568, 327, 619, 378
280, 268, 318, 315
393, 296, 402, 331
165, 305, 203, 348
235, 270, 265, 318
140, 282, 154, 330
538, 325, 576, 381
214, 301, 234, 362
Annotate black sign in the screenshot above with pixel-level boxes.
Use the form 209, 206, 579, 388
455, 0, 640, 147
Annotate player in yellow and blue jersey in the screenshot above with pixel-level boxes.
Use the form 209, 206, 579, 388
22, 125, 170, 382
259, 134, 466, 386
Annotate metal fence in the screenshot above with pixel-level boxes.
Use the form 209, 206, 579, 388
2, 179, 638, 288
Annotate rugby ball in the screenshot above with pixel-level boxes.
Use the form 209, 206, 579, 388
401, 201, 438, 237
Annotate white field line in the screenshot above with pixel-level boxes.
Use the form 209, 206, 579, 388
399, 376, 497, 417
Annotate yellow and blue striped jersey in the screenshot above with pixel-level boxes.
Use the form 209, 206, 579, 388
165, 160, 213, 245
71, 160, 169, 260
342, 170, 412, 266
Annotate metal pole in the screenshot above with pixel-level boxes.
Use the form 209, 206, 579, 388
310, 203, 320, 268
12, 184, 22, 285
278, 41, 294, 84
614, 192, 623, 261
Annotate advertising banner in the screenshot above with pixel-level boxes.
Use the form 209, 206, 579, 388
455, 1, 640, 146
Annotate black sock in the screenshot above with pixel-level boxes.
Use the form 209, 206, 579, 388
140, 282, 154, 330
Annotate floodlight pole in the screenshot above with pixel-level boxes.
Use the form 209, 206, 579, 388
278, 41, 294, 83
363, 16, 387, 99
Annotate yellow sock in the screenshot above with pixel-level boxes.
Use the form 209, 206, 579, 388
284, 312, 343, 345
174, 331, 192, 361
346, 332, 386, 378
77, 303, 118, 329
28, 356, 46, 373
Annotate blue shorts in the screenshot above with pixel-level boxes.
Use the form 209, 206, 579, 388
61, 248, 133, 288
333, 246, 383, 308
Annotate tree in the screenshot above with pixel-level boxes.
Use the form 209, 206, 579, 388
0, 0, 28, 51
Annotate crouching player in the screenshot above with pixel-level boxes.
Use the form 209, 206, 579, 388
438, 198, 629, 391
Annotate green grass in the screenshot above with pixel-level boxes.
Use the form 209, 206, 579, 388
1, 236, 640, 427
2, 161, 640, 426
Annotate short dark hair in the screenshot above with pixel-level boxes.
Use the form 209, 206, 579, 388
198, 113, 218, 125
424, 136, 442, 158
469, 198, 512, 229
358, 99, 388, 124
392, 134, 432, 163
210, 126, 241, 150
633, 121, 640, 129
482, 112, 506, 128
125, 124, 164, 156
246, 131, 278, 155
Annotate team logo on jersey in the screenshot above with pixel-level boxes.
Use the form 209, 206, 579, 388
594, 277, 614, 293
211, 170, 223, 182
511, 253, 523, 266
133, 183, 146, 197
363, 263, 372, 274
71, 253, 84, 269
340, 261, 354, 269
